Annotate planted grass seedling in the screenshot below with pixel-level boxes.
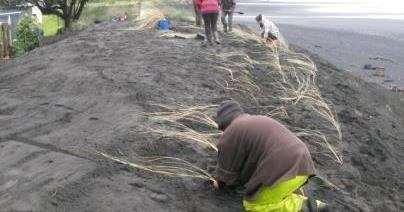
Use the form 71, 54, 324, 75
95, 150, 214, 181
228, 29, 343, 164
93, 105, 220, 181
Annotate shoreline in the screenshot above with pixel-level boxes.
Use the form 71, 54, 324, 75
278, 23, 404, 88
235, 20, 404, 88
232, 0, 404, 88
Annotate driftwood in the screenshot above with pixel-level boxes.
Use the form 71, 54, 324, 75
373, 67, 385, 77
369, 56, 398, 64
391, 86, 404, 93
364, 64, 386, 77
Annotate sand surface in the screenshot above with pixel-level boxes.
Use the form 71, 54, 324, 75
0, 21, 404, 211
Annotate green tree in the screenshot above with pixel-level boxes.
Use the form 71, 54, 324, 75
0, 0, 24, 8
15, 16, 40, 54
28, 0, 89, 30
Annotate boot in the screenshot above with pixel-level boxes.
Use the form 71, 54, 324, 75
201, 38, 208, 47
301, 198, 330, 212
214, 32, 221, 44
206, 33, 213, 45
228, 25, 232, 32
223, 24, 228, 33
208, 36, 213, 45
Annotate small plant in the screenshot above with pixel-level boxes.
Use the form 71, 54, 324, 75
15, 16, 40, 55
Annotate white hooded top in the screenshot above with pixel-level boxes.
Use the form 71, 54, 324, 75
260, 17, 280, 39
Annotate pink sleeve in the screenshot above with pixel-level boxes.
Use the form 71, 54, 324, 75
196, 0, 202, 11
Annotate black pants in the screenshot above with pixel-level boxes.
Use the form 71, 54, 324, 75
202, 13, 219, 42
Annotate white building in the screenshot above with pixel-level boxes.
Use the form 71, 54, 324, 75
0, 4, 43, 37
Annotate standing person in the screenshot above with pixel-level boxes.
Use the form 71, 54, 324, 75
256, 14, 280, 46
212, 100, 329, 212
221, 0, 236, 32
197, 0, 221, 45
193, 0, 203, 26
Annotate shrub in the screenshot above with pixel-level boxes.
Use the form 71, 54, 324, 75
15, 16, 40, 54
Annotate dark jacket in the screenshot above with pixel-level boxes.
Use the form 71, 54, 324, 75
221, 0, 236, 11
216, 114, 316, 200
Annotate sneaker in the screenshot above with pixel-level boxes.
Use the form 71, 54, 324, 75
316, 201, 330, 212
201, 39, 209, 47
214, 32, 221, 44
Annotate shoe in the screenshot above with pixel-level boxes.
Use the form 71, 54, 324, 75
201, 41, 208, 47
201, 39, 209, 47
302, 198, 330, 212
223, 23, 228, 33
205, 35, 213, 45
317, 201, 329, 212
228, 26, 232, 32
214, 32, 221, 44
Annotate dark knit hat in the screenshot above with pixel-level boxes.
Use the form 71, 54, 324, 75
256, 14, 262, 22
216, 100, 244, 131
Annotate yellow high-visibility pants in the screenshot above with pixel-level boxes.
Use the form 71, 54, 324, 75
243, 176, 309, 212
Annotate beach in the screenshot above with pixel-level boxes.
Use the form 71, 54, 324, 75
234, 0, 404, 87
0, 20, 403, 211
1, 1, 404, 211
281, 24, 404, 87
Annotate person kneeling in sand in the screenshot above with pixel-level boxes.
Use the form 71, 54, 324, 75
211, 100, 329, 212
256, 14, 280, 46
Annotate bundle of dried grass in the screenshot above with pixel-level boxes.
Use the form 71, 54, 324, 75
205, 51, 261, 102
93, 104, 220, 181
135, 7, 165, 31
227, 28, 343, 164
145, 104, 220, 152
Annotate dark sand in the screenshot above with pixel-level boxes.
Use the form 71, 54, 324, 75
0, 21, 404, 211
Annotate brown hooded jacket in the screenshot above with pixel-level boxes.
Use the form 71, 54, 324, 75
216, 110, 316, 199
